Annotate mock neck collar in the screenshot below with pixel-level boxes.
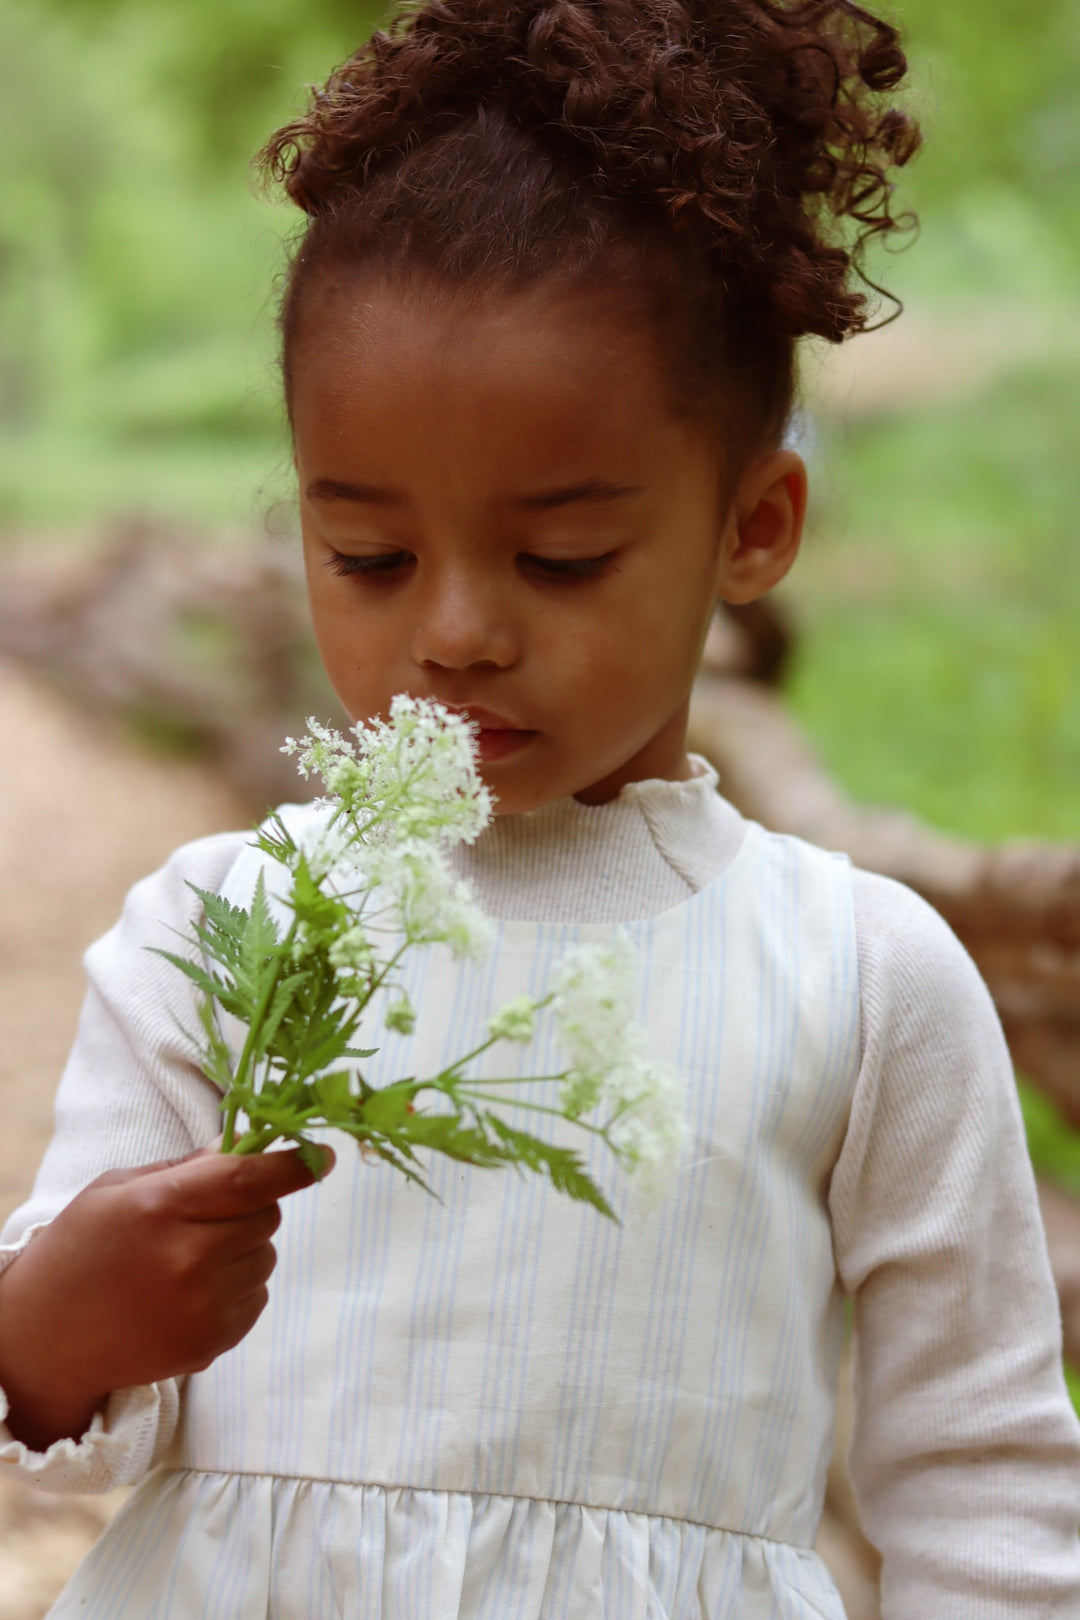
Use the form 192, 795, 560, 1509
449, 756, 745, 925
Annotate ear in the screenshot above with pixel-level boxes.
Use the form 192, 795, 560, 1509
714, 449, 807, 605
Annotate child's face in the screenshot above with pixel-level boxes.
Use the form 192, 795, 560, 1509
291, 277, 802, 814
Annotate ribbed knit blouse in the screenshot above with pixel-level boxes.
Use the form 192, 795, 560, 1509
2, 763, 1079, 1619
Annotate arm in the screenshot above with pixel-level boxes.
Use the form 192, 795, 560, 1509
0, 831, 249, 1491
0, 1147, 323, 1439
829, 871, 1080, 1619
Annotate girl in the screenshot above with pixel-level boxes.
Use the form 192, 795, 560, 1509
1, 2, 1078, 1615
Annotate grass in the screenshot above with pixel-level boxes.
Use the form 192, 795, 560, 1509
785, 353, 1080, 844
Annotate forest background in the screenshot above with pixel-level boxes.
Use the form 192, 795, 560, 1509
0, 0, 1078, 1367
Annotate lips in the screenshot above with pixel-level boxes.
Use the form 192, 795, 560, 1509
449, 706, 537, 763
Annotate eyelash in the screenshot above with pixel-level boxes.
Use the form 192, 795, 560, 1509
325, 551, 617, 583
327, 551, 410, 579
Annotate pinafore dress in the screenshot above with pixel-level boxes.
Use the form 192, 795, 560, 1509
50, 813, 861, 1619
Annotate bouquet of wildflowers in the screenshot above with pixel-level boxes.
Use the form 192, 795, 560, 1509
157, 697, 686, 1219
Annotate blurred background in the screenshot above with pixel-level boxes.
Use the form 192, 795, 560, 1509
0, 0, 1076, 829
0, 2, 1077, 1615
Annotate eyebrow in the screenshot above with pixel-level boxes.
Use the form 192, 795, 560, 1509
305, 477, 644, 510
512, 480, 644, 511
306, 479, 402, 505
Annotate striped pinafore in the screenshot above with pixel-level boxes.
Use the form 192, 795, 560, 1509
53, 814, 862, 1619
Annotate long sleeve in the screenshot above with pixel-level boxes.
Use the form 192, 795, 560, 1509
0, 829, 248, 1494
831, 870, 1080, 1617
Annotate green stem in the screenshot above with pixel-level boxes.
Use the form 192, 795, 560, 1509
437, 998, 556, 1076
444, 1069, 568, 1088
455, 1088, 613, 1139
222, 921, 298, 1151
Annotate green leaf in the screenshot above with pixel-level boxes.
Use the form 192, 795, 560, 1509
403, 1115, 511, 1169
197, 995, 236, 1090
294, 1137, 331, 1180
358, 1138, 436, 1195
189, 884, 253, 943
147, 946, 229, 1004
312, 1070, 354, 1118
289, 854, 349, 935
252, 969, 309, 1058
360, 1084, 420, 1133
253, 817, 299, 869
486, 1117, 618, 1221
242, 871, 281, 971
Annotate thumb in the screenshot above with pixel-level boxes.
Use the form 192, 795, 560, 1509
90, 1144, 220, 1191
157, 1142, 336, 1221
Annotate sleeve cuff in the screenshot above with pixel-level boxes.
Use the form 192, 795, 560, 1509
0, 1229, 180, 1494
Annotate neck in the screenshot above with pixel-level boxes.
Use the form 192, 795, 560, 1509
571, 701, 694, 806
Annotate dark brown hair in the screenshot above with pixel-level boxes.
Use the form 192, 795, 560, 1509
260, 0, 919, 461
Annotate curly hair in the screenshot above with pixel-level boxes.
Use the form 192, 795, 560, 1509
260, 0, 919, 457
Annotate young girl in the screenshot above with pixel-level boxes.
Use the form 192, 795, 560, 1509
1, 2, 1078, 1615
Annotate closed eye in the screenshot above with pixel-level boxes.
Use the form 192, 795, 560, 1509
519, 552, 617, 582
326, 550, 414, 579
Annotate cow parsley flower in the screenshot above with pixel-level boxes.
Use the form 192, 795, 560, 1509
328, 925, 375, 972
486, 994, 540, 1044
284, 695, 494, 853
366, 840, 494, 960
552, 936, 638, 1114
552, 936, 687, 1190
168, 695, 686, 1220
384, 993, 417, 1036
605, 1058, 688, 1199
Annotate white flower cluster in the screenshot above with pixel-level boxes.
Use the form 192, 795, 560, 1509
283, 696, 494, 851
278, 699, 687, 1200
384, 993, 417, 1036
327, 925, 374, 972
284, 696, 496, 961
553, 937, 688, 1196
365, 841, 494, 961
486, 994, 540, 1044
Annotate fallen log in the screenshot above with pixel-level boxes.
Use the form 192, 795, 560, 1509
0, 521, 333, 812
688, 668, 1080, 1131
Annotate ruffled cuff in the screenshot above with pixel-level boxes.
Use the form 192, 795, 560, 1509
0, 1227, 180, 1494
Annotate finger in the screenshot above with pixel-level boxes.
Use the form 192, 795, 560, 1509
155, 1146, 332, 1222
194, 1202, 283, 1260
90, 1145, 219, 1191
220, 1241, 279, 1294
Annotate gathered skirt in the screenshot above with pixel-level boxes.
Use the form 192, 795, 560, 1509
48, 1469, 847, 1619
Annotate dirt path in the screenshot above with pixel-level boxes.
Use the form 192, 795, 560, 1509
0, 659, 245, 1618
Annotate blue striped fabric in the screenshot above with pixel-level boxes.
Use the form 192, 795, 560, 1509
50, 817, 862, 1619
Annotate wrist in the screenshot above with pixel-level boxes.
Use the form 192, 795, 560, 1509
0, 1251, 110, 1451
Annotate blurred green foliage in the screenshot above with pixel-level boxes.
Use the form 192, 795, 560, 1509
1, 0, 1077, 489
786, 355, 1080, 843
0, 0, 385, 510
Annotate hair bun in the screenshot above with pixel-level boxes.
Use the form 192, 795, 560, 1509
265, 0, 918, 342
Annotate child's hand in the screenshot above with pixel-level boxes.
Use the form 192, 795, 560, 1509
0, 1144, 333, 1453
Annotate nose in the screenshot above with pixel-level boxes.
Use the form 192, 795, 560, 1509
411, 565, 518, 672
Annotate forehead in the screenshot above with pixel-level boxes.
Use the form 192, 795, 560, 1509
288, 275, 697, 487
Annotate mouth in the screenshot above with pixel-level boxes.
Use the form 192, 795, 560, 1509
449, 706, 539, 764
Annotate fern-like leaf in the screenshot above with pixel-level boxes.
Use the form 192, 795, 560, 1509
486, 1117, 617, 1220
